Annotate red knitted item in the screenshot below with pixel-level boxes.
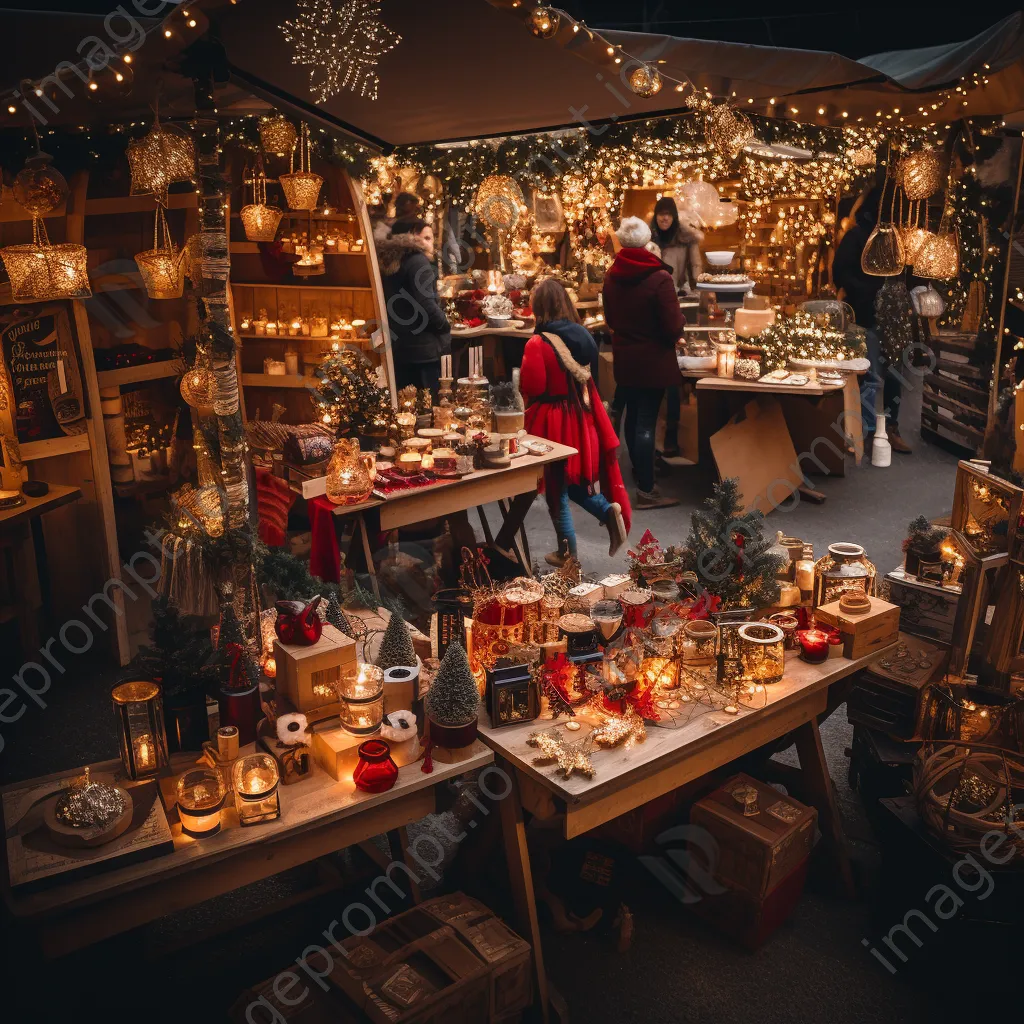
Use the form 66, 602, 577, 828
256, 469, 296, 547
308, 495, 341, 583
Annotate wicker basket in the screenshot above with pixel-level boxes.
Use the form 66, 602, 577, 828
1, 237, 90, 301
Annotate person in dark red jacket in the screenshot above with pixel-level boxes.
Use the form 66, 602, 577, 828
602, 217, 684, 508
520, 279, 631, 566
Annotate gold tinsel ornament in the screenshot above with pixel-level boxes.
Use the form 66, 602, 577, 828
528, 729, 595, 779
527, 5, 559, 37
259, 115, 297, 157
126, 112, 196, 198
914, 230, 959, 280
705, 103, 754, 158
475, 175, 525, 231
279, 123, 323, 212
13, 148, 67, 216
628, 63, 662, 98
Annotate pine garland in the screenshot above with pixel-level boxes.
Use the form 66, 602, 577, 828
375, 611, 417, 670
425, 641, 480, 727
875, 278, 915, 364
678, 478, 785, 609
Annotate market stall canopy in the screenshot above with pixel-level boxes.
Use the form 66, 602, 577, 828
213, 0, 1024, 146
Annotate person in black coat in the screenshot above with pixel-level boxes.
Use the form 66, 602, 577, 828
833, 186, 912, 454
376, 219, 451, 394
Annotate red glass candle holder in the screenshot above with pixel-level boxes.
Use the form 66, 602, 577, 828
353, 739, 398, 793
797, 629, 830, 664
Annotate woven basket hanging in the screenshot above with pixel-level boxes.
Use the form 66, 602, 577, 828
259, 115, 297, 158
861, 158, 905, 276
135, 205, 187, 299
239, 156, 283, 242
180, 345, 217, 408
127, 105, 195, 199
914, 205, 959, 280
901, 148, 944, 201
1, 217, 90, 301
279, 124, 322, 212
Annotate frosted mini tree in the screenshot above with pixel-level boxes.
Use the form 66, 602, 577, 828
425, 642, 480, 728
375, 610, 417, 670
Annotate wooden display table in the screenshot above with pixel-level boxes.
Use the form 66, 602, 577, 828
2, 741, 492, 957
478, 645, 890, 1022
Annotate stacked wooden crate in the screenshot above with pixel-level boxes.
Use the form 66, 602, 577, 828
920, 327, 989, 451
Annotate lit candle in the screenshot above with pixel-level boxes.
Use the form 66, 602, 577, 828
797, 629, 829, 664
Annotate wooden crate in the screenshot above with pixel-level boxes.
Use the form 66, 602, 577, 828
920, 330, 988, 452
815, 596, 900, 660
311, 720, 421, 781
884, 568, 961, 643
273, 623, 357, 719
951, 460, 1024, 560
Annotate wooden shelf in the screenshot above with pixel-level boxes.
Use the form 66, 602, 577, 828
230, 242, 367, 256
85, 193, 199, 216
20, 434, 91, 461
96, 361, 181, 388
240, 373, 317, 389
230, 282, 372, 291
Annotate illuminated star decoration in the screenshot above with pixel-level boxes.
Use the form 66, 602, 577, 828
528, 730, 595, 779
280, 0, 402, 103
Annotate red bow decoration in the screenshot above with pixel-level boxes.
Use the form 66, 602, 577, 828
603, 682, 658, 720
686, 591, 722, 620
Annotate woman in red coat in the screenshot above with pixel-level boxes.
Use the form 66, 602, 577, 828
519, 279, 631, 566
602, 216, 685, 509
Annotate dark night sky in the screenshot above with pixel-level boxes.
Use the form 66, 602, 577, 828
1, 1, 1021, 60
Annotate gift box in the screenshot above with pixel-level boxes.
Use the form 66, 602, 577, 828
273, 624, 357, 721
689, 773, 816, 898
814, 596, 900, 660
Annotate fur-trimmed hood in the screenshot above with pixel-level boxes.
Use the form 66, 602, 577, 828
376, 232, 430, 277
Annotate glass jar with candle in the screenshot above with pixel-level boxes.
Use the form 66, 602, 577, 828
232, 752, 281, 826
768, 613, 800, 651
111, 680, 169, 780
813, 542, 876, 608
683, 619, 718, 664
326, 438, 373, 505
339, 664, 385, 736
353, 739, 398, 793
795, 544, 815, 596
591, 599, 623, 643
716, 340, 737, 378
797, 629, 830, 664
176, 767, 227, 838
737, 623, 785, 685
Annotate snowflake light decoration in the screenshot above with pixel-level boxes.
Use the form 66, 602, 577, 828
280, 0, 401, 103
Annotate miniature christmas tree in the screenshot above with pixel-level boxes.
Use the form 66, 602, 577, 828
324, 592, 355, 637
375, 610, 417, 670
425, 641, 480, 727
679, 478, 785, 609
136, 597, 219, 699
311, 347, 396, 439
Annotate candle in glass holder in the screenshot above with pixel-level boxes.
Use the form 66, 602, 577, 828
396, 411, 416, 439
797, 629, 830, 664
396, 452, 422, 475
233, 752, 281, 826
265, 321, 278, 336
288, 318, 302, 337
339, 664, 384, 736
176, 767, 227, 838
716, 342, 737, 378
353, 739, 398, 793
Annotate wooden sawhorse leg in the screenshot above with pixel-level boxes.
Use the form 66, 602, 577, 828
498, 759, 552, 1024
793, 717, 856, 898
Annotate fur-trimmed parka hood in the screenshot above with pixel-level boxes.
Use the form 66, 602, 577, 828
376, 232, 430, 277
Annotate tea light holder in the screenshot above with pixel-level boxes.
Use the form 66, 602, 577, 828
232, 752, 281, 826
111, 680, 169, 780
768, 613, 800, 651
395, 451, 422, 476
175, 767, 227, 838
683, 619, 718, 664
265, 320, 278, 336
797, 629, 830, 664
339, 664, 385, 736
353, 739, 398, 793
716, 342, 737, 378
737, 622, 786, 685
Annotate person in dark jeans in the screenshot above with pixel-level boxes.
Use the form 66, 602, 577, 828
602, 217, 684, 507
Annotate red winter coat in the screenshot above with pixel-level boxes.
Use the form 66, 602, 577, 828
602, 247, 685, 388
520, 329, 632, 533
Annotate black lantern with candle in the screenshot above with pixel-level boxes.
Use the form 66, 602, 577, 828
111, 680, 169, 780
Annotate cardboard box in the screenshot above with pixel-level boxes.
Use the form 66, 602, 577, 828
690, 773, 816, 898
274, 624, 357, 719
815, 596, 900, 659
327, 893, 532, 1024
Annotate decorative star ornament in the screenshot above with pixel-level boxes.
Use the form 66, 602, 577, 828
280, 0, 402, 103
528, 730, 595, 779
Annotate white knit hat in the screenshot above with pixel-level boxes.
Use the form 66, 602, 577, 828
616, 216, 652, 249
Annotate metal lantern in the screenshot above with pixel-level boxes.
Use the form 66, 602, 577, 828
475, 175, 525, 231
1, 219, 90, 301
527, 5, 559, 37
259, 115, 297, 157
180, 348, 217, 408
914, 230, 959, 280
112, 680, 169, 780
901, 149, 943, 201
628, 63, 662, 98
13, 150, 67, 216
127, 121, 195, 197
860, 223, 905, 276
737, 623, 786, 686
240, 157, 283, 242
279, 123, 322, 211
135, 205, 187, 299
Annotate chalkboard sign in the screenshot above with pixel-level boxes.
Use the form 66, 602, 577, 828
0, 304, 86, 444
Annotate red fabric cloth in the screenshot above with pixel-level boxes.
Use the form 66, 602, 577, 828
602, 246, 685, 388
520, 333, 632, 534
256, 469, 296, 547
308, 495, 341, 583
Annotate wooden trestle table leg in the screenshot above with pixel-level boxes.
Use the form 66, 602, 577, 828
356, 512, 381, 603
498, 760, 552, 1024
793, 717, 856, 898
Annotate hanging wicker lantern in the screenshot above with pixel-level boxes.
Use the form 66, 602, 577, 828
901, 149, 943, 201
127, 121, 195, 197
914, 230, 959, 280
1, 219, 90, 301
135, 206, 188, 299
279, 123, 322, 211
259, 116, 297, 157
526, 5, 559, 38
628, 63, 662, 98
861, 223, 905, 276
475, 175, 525, 231
705, 104, 754, 158
13, 150, 68, 216
239, 157, 283, 241
900, 226, 934, 264
180, 350, 217, 408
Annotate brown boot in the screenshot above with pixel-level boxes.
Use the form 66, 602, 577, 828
636, 488, 680, 510
605, 502, 627, 556
545, 551, 566, 568
889, 431, 912, 454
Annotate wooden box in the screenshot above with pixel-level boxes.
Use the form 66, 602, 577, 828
951, 460, 1024, 560
274, 624, 357, 719
847, 632, 948, 739
884, 569, 961, 643
327, 893, 532, 1024
690, 773, 816, 898
815, 596, 900, 659
349, 606, 433, 664
311, 719, 421, 781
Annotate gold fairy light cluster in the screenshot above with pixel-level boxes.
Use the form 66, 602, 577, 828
755, 312, 857, 370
